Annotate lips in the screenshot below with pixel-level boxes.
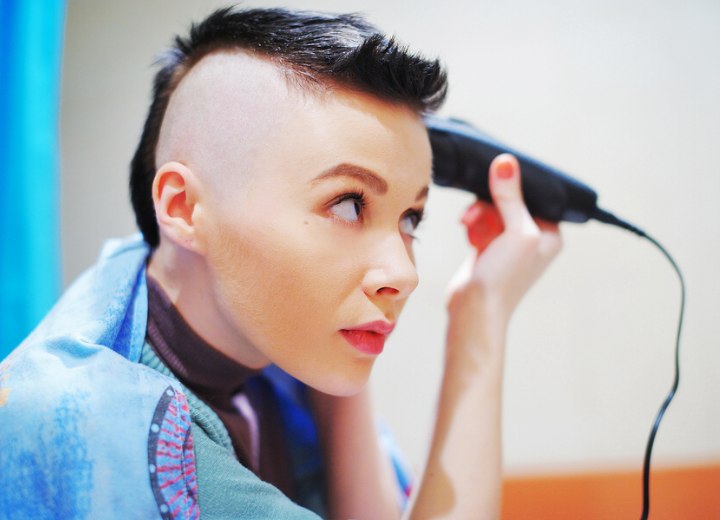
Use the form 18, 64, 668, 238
340, 321, 395, 356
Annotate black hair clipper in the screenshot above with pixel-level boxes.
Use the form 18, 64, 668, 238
425, 114, 639, 233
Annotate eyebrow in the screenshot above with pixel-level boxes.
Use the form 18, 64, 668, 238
311, 162, 429, 201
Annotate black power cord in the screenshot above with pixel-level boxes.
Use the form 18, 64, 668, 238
637, 234, 685, 520
593, 208, 686, 520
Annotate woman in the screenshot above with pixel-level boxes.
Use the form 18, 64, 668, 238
0, 7, 561, 519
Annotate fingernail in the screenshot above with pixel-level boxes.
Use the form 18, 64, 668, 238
461, 203, 483, 226
497, 160, 514, 179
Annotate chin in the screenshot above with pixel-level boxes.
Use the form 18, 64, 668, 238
302, 363, 373, 397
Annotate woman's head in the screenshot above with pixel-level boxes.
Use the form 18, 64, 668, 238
130, 6, 447, 248
140, 7, 447, 395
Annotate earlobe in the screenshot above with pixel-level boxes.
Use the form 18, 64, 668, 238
153, 161, 203, 251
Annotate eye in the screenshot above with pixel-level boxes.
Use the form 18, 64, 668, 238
400, 209, 424, 238
329, 193, 365, 223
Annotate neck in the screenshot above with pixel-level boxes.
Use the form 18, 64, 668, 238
146, 240, 271, 369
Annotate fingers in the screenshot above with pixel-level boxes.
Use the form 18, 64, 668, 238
461, 153, 534, 254
461, 154, 562, 258
461, 201, 503, 254
488, 154, 534, 232
535, 218, 563, 258
535, 219, 559, 233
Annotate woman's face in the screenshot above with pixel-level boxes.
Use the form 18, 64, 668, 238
189, 59, 432, 395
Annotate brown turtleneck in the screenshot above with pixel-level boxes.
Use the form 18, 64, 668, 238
145, 276, 296, 499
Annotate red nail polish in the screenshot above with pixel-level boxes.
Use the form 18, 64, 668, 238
497, 161, 514, 179
461, 203, 483, 226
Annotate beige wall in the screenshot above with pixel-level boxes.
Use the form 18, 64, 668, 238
61, 0, 720, 475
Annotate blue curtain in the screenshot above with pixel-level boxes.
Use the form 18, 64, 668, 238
0, 1, 66, 359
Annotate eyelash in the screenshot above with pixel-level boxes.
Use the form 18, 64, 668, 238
329, 190, 425, 239
333, 190, 367, 221
402, 209, 425, 240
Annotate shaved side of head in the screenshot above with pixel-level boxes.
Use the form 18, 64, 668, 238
130, 7, 447, 247
155, 51, 299, 198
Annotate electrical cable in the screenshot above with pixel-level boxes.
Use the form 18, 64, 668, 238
636, 233, 684, 520
593, 209, 686, 520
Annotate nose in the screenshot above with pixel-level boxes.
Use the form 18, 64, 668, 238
362, 233, 419, 303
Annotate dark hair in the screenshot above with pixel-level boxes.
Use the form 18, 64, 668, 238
130, 6, 448, 247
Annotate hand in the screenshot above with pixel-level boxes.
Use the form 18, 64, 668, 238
447, 153, 562, 336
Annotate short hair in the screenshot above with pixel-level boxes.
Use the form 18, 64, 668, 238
129, 6, 448, 247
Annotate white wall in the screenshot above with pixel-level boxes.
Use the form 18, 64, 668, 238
61, 0, 720, 476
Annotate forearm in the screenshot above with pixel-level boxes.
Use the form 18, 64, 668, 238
405, 154, 562, 519
406, 311, 506, 520
310, 387, 401, 520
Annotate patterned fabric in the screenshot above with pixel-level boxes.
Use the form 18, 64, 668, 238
140, 341, 324, 519
147, 386, 199, 520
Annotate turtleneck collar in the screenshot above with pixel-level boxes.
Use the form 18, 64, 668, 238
145, 275, 261, 411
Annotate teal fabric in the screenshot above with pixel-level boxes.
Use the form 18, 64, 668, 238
0, 0, 66, 359
140, 342, 321, 520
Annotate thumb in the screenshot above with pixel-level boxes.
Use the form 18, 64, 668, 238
488, 153, 532, 231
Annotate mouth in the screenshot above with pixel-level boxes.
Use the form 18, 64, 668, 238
340, 321, 395, 356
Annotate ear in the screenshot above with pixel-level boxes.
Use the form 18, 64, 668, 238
152, 161, 204, 253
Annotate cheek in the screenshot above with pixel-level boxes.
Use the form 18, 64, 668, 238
205, 220, 377, 394
206, 220, 344, 340
208, 223, 331, 333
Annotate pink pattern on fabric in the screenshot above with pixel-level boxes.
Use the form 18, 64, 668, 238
148, 386, 199, 519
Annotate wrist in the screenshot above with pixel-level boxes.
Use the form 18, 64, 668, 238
447, 288, 509, 340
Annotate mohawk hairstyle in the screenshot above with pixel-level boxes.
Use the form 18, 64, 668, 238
130, 6, 448, 247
